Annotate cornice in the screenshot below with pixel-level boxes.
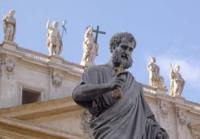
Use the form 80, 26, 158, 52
0, 43, 83, 79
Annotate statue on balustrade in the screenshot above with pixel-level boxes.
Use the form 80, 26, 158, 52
46, 21, 63, 56
3, 9, 16, 42
170, 64, 185, 97
80, 26, 98, 67
73, 32, 169, 139
147, 57, 165, 89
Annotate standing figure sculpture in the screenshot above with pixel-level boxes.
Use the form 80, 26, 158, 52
170, 65, 185, 97
2, 9, 16, 42
73, 32, 168, 139
147, 57, 165, 89
80, 26, 98, 67
46, 21, 63, 56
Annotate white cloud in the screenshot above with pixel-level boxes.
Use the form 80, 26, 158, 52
157, 55, 200, 89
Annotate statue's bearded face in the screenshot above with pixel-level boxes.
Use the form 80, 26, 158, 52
175, 65, 180, 72
9, 10, 15, 16
112, 42, 134, 69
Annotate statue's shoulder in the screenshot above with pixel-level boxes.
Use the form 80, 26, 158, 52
132, 78, 143, 92
137, 82, 143, 89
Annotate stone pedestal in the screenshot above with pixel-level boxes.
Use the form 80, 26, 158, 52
48, 55, 64, 64
2, 41, 17, 50
156, 87, 168, 94
174, 96, 185, 103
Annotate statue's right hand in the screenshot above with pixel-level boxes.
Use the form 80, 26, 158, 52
109, 76, 125, 90
46, 20, 50, 29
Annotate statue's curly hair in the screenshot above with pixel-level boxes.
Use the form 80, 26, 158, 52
109, 32, 136, 52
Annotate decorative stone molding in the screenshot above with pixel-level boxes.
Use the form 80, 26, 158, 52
176, 108, 191, 126
189, 123, 200, 139
49, 55, 64, 64
191, 130, 200, 139
4, 58, 15, 79
0, 55, 15, 79
193, 135, 200, 139
51, 70, 64, 88
5, 58, 15, 73
158, 99, 169, 116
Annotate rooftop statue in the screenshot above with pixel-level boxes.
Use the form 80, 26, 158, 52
170, 64, 185, 97
80, 26, 98, 67
46, 20, 63, 56
73, 32, 169, 139
147, 57, 165, 89
2, 9, 16, 42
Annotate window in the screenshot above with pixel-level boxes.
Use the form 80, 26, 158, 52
22, 89, 41, 104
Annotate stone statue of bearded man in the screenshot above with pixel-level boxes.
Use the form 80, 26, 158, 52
73, 32, 168, 139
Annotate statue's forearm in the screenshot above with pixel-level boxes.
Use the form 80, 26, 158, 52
72, 83, 112, 102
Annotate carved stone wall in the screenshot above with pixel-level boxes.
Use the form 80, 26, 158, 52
143, 87, 200, 139
0, 42, 82, 108
0, 42, 199, 139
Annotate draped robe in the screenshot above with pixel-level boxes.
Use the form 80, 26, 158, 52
73, 64, 168, 139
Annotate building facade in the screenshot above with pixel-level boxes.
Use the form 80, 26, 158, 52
0, 41, 199, 139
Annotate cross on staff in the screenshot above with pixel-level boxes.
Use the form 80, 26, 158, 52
93, 25, 106, 44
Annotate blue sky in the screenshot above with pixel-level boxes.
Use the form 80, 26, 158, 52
1, 0, 200, 103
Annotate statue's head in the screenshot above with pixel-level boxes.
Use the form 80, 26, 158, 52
175, 65, 180, 72
110, 32, 136, 69
52, 21, 59, 28
85, 26, 93, 38
150, 57, 156, 63
8, 9, 15, 16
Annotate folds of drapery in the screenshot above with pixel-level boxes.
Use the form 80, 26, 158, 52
78, 65, 169, 139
